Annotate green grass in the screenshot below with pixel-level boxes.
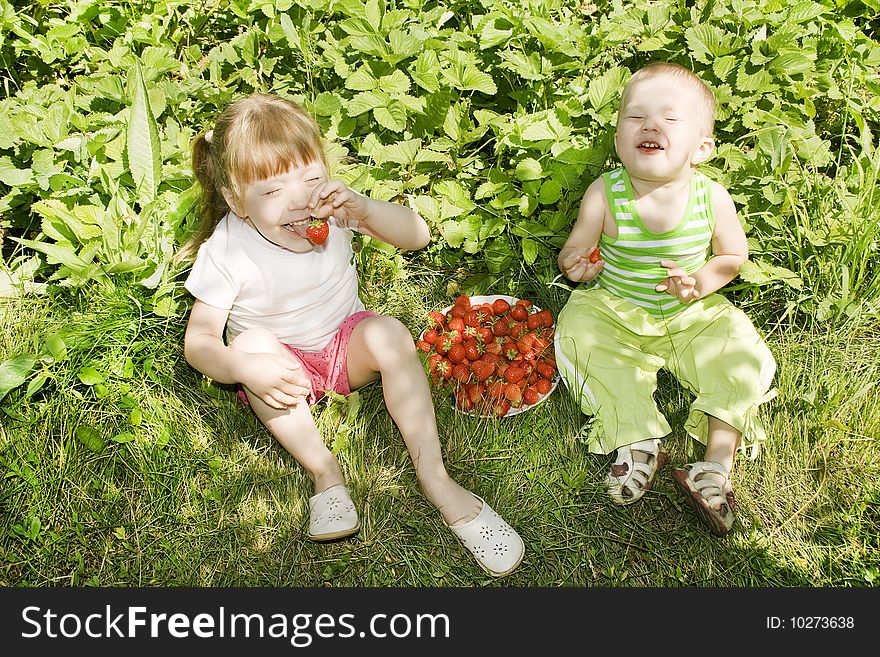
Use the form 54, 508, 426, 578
1, 266, 878, 587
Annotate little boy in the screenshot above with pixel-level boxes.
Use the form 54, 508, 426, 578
555, 62, 776, 536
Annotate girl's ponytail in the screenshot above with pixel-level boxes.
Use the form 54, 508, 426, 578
174, 132, 230, 263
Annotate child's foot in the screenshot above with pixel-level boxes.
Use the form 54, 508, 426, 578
308, 484, 360, 541
672, 461, 736, 536
420, 476, 482, 526
605, 438, 668, 505
447, 494, 525, 577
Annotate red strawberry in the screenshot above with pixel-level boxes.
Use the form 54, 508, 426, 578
526, 313, 544, 331
523, 387, 541, 406
492, 299, 511, 315
423, 329, 440, 345
305, 219, 329, 245
415, 340, 432, 353
493, 399, 511, 417
471, 360, 495, 382
589, 247, 601, 264
536, 361, 556, 379
536, 309, 554, 328
536, 377, 553, 394
464, 339, 482, 361
454, 295, 472, 309
428, 312, 447, 330
510, 304, 529, 321
447, 343, 467, 364
504, 383, 523, 405
504, 366, 526, 384
452, 362, 471, 383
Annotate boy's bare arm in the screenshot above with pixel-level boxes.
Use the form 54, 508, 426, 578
690, 182, 748, 298
558, 178, 607, 282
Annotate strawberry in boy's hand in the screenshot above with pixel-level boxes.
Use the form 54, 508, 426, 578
305, 219, 329, 245
589, 247, 601, 264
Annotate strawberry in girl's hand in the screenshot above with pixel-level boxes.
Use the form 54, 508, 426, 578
589, 247, 601, 264
306, 219, 329, 245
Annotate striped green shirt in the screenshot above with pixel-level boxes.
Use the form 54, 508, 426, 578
596, 167, 715, 318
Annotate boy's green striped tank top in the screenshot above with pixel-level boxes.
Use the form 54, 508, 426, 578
596, 167, 715, 318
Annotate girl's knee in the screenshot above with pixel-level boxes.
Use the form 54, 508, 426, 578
356, 316, 416, 359
229, 328, 283, 355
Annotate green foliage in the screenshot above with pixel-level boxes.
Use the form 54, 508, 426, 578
0, 0, 877, 329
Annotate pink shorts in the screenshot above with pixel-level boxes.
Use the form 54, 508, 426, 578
237, 310, 378, 407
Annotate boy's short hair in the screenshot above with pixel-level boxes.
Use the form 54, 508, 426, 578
621, 62, 716, 136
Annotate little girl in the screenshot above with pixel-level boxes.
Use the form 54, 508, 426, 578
178, 93, 524, 577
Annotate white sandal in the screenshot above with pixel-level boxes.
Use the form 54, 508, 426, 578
308, 484, 360, 542
672, 461, 736, 536
605, 439, 668, 505
448, 495, 525, 578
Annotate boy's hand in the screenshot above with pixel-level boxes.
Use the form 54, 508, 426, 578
308, 180, 371, 224
238, 353, 311, 410
656, 259, 699, 303
561, 247, 603, 282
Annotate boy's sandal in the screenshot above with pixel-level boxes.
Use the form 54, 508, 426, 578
448, 495, 525, 578
605, 438, 668, 505
308, 484, 360, 542
672, 461, 736, 537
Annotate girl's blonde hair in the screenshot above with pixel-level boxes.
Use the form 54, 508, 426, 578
176, 93, 328, 262
620, 62, 717, 136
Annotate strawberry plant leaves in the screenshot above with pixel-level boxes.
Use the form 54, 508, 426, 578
346, 66, 377, 91
515, 157, 543, 181
411, 50, 440, 93
587, 67, 627, 111
373, 102, 407, 133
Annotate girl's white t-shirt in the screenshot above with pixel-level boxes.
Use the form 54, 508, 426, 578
184, 213, 365, 351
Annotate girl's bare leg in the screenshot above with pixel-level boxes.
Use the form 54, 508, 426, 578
346, 316, 481, 526
230, 329, 344, 494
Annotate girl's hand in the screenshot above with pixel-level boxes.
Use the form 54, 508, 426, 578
308, 179, 371, 224
238, 352, 311, 410
561, 247, 603, 282
655, 259, 699, 303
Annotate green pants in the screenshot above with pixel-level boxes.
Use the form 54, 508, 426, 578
555, 287, 776, 457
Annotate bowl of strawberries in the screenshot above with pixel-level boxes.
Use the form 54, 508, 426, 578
415, 294, 559, 418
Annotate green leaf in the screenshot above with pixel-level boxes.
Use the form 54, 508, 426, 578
443, 64, 497, 95
0, 156, 35, 187
411, 50, 440, 93
515, 157, 543, 181
587, 67, 627, 111
538, 179, 562, 204
785, 1, 826, 24
126, 60, 162, 207
0, 354, 37, 403
77, 366, 105, 386
25, 374, 48, 399
757, 126, 791, 172
346, 90, 387, 117
373, 103, 408, 132
45, 334, 67, 362
379, 69, 411, 95
521, 238, 538, 265
739, 260, 803, 290
685, 24, 741, 63
75, 426, 106, 453
346, 66, 377, 92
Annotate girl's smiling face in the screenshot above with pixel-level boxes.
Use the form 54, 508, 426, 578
224, 161, 328, 252
614, 74, 714, 184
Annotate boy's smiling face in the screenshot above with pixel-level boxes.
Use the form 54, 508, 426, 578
614, 73, 714, 184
